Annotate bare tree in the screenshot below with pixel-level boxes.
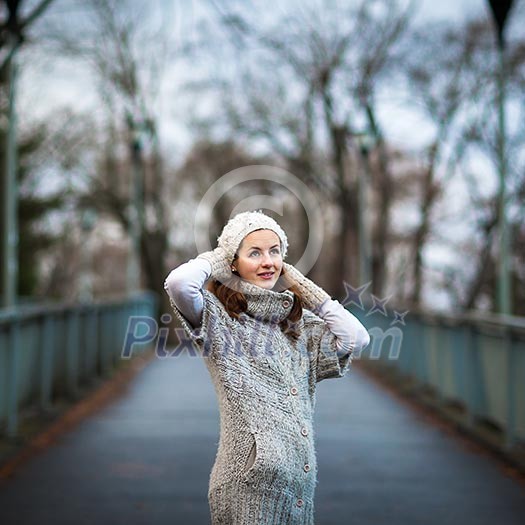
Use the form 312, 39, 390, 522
403, 19, 494, 307
41, 0, 176, 307
201, 0, 413, 298
0, 0, 55, 303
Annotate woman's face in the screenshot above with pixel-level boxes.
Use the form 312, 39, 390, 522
233, 229, 283, 289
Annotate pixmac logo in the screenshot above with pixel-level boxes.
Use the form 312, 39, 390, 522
120, 316, 404, 361
355, 326, 403, 360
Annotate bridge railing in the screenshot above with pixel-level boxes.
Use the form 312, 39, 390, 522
359, 306, 525, 453
0, 291, 158, 439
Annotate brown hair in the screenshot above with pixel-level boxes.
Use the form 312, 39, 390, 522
206, 265, 304, 339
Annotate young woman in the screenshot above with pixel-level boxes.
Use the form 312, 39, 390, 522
164, 210, 370, 525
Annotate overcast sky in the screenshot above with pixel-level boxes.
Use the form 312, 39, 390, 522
18, 0, 509, 187
417, 0, 489, 22
19, 0, 506, 148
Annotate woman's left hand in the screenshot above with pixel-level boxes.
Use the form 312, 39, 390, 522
283, 263, 331, 311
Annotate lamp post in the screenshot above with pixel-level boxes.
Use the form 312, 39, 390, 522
126, 112, 149, 295
353, 132, 374, 287
1, 42, 19, 309
487, 0, 514, 315
78, 207, 97, 301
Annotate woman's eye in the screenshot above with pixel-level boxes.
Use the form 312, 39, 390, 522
249, 249, 280, 257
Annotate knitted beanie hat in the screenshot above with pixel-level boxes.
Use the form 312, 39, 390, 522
217, 210, 289, 263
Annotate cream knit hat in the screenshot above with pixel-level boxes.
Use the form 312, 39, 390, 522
217, 210, 289, 263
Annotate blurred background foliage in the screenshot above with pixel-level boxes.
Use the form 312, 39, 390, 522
1, 0, 524, 316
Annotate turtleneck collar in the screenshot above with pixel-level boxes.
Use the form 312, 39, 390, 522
237, 279, 294, 324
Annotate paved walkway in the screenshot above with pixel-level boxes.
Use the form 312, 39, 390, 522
0, 351, 525, 524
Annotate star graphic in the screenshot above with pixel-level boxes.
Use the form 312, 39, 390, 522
341, 281, 371, 310
366, 294, 392, 316
391, 310, 409, 326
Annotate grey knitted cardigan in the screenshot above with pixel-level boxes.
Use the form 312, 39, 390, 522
166, 272, 358, 524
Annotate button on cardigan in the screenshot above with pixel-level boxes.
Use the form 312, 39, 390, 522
164, 258, 370, 525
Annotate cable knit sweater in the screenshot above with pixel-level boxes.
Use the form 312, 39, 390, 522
164, 258, 370, 525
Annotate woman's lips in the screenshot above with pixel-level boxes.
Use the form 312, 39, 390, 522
258, 272, 274, 279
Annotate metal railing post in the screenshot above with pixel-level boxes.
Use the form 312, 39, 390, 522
66, 309, 80, 398
40, 315, 54, 412
6, 320, 20, 438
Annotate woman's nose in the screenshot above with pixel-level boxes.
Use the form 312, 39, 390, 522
261, 252, 273, 266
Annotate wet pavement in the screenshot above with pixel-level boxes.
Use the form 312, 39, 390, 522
0, 350, 524, 525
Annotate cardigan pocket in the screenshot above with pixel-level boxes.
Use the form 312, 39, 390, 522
241, 432, 260, 483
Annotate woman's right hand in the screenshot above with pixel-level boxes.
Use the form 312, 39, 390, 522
196, 246, 233, 282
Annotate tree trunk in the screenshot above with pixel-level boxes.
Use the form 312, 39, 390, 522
0, 65, 9, 301
141, 229, 167, 317
461, 209, 498, 310
410, 142, 440, 305
364, 104, 393, 297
